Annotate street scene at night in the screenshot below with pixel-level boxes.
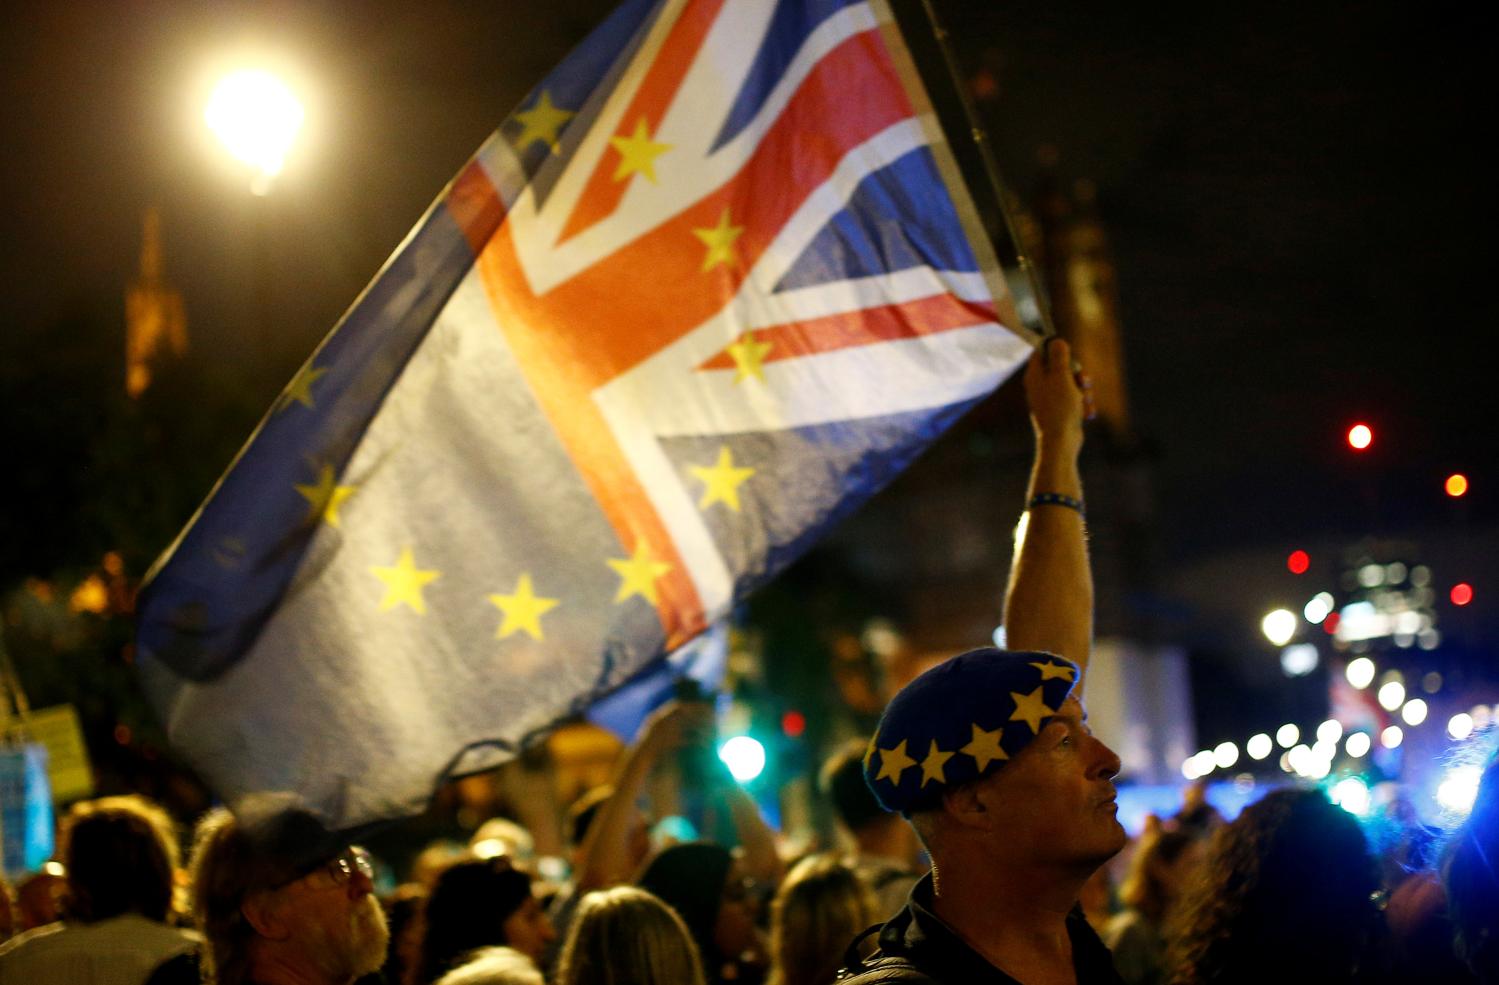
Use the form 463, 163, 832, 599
1, 2, 1494, 983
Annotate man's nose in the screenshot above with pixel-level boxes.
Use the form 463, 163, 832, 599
1088, 735, 1122, 780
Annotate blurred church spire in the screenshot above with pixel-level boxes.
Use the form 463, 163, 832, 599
125, 206, 187, 398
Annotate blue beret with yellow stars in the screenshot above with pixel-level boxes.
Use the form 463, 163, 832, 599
863, 647, 1080, 814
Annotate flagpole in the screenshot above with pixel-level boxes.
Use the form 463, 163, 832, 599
884, 0, 1057, 341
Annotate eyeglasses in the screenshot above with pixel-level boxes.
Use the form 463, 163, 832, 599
304, 846, 374, 889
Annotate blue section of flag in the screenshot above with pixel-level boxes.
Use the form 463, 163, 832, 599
709, 0, 868, 153
136, 207, 480, 682
500, 0, 662, 205
774, 146, 978, 291
661, 397, 983, 601
587, 625, 729, 739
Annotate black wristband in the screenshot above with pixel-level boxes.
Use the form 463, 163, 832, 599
1028, 492, 1084, 517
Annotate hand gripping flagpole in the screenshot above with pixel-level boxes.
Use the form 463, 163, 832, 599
882, 0, 1058, 344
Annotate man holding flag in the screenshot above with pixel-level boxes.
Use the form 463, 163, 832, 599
840, 337, 1126, 985
136, 0, 1052, 849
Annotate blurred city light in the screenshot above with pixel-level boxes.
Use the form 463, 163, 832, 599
1347, 423, 1373, 450
1213, 741, 1240, 769
1345, 732, 1371, 758
1277, 723, 1300, 748
1303, 592, 1335, 624
1317, 719, 1344, 744
1438, 764, 1482, 813
1381, 725, 1404, 749
718, 735, 766, 782
1445, 473, 1469, 497
1280, 643, 1319, 677
205, 69, 305, 194
1402, 698, 1428, 726
1423, 671, 1444, 693
1345, 656, 1376, 689
1246, 733, 1273, 761
1287, 550, 1310, 574
1331, 776, 1371, 816
1449, 713, 1475, 740
1377, 681, 1406, 712
1261, 608, 1297, 646
1451, 583, 1474, 606
1288, 744, 1313, 776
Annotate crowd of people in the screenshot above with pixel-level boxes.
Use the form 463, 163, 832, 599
1, 341, 1495, 984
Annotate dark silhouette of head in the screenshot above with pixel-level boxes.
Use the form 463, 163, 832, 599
417, 857, 544, 982
1169, 787, 1380, 984
1444, 745, 1499, 981
60, 795, 178, 924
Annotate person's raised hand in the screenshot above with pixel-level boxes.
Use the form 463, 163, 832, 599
1023, 337, 1091, 455
639, 699, 715, 753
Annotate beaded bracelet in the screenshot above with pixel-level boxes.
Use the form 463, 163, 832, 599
1028, 492, 1085, 517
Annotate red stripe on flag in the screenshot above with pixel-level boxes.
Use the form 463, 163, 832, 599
468, 27, 914, 646
447, 161, 506, 255
696, 293, 996, 371
559, 0, 726, 243
517, 30, 914, 389
477, 224, 708, 649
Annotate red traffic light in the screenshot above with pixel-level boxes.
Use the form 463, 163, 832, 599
1287, 550, 1310, 575
1347, 423, 1373, 450
1451, 583, 1474, 607
781, 709, 806, 738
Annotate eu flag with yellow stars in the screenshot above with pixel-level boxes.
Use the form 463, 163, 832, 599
136, 0, 1043, 836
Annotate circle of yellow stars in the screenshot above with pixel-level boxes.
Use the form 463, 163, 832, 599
871, 660, 1077, 788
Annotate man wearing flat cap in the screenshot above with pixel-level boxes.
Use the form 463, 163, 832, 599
187, 807, 389, 985
840, 338, 1126, 985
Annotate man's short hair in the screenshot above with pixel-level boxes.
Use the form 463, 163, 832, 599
60, 795, 178, 923
820, 739, 890, 833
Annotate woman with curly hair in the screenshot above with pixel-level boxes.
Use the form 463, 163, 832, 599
1167, 787, 1383, 984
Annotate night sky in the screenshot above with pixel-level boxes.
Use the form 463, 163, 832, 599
3, 2, 1495, 674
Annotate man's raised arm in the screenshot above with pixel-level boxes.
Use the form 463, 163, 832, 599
1002, 337, 1095, 683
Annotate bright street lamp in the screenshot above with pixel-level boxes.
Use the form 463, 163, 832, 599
206, 69, 305, 194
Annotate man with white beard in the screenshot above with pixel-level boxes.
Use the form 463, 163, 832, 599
188, 808, 390, 985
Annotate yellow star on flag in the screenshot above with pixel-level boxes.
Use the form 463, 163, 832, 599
692, 207, 745, 272
1010, 686, 1054, 734
960, 723, 1008, 772
726, 332, 773, 383
280, 363, 327, 411
293, 464, 356, 528
920, 740, 955, 787
513, 89, 575, 153
371, 547, 440, 614
1031, 660, 1076, 681
487, 574, 560, 641
688, 446, 755, 512
874, 739, 916, 785
607, 542, 673, 605
610, 117, 672, 183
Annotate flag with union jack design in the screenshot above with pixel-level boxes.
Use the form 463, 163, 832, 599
136, 0, 1042, 834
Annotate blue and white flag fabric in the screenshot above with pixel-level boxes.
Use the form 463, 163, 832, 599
136, 0, 1041, 836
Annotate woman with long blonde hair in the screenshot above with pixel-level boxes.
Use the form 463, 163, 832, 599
767, 854, 878, 985
554, 886, 706, 985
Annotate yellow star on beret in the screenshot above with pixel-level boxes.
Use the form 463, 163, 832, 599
1031, 660, 1076, 681
960, 723, 1008, 772
1010, 686, 1054, 734
875, 739, 917, 785
920, 741, 955, 787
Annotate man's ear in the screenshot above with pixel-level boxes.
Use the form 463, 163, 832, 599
241, 889, 292, 942
942, 782, 994, 832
